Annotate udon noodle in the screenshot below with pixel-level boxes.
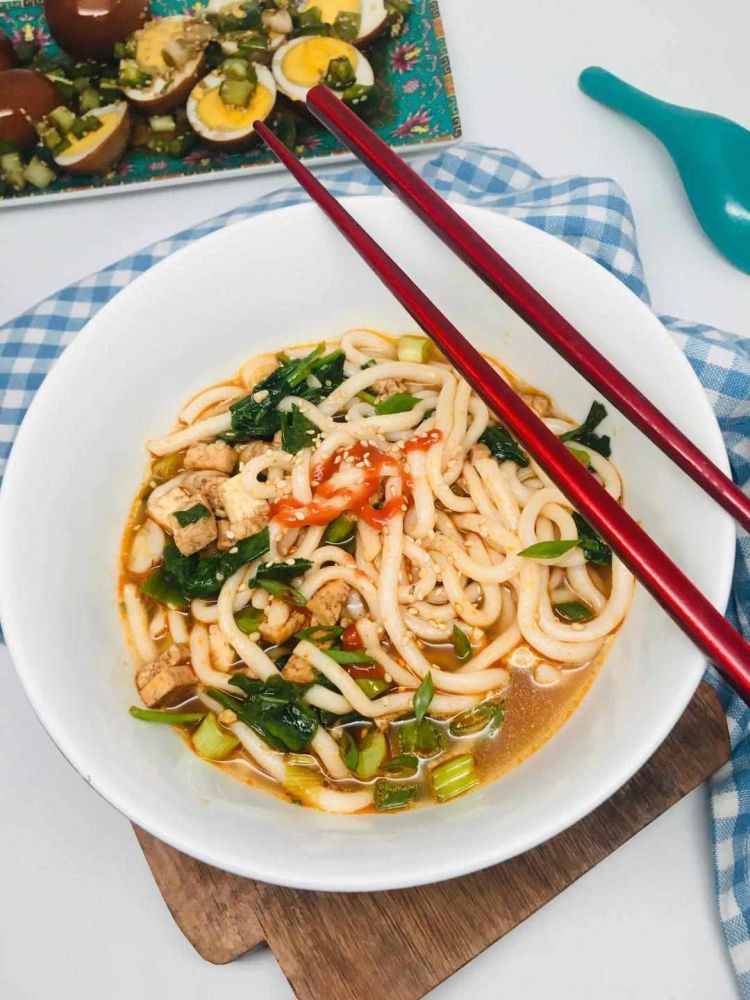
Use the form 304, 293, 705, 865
120, 330, 634, 814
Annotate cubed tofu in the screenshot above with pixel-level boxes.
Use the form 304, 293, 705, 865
236, 440, 270, 468
136, 644, 196, 708
191, 473, 228, 515
167, 497, 218, 556
282, 654, 315, 684
148, 485, 194, 530
308, 580, 350, 627
218, 475, 270, 543
259, 602, 307, 645
208, 624, 236, 671
184, 440, 236, 475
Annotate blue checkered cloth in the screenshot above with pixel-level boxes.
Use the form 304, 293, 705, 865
2, 142, 749, 990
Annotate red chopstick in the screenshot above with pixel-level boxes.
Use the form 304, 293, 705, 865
254, 117, 750, 702
305, 85, 750, 536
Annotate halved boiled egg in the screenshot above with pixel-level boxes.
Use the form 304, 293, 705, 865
206, 0, 290, 56
272, 35, 373, 105
297, 0, 388, 45
120, 16, 214, 115
53, 102, 130, 175
186, 63, 276, 149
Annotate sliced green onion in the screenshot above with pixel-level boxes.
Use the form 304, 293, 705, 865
173, 503, 210, 527
129, 706, 205, 725
518, 539, 580, 559
382, 754, 419, 776
451, 625, 472, 662
431, 754, 480, 802
234, 606, 263, 634
413, 672, 434, 725
141, 567, 188, 610
324, 514, 357, 545
448, 698, 505, 738
192, 711, 240, 759
374, 392, 421, 416
553, 600, 594, 623
357, 389, 378, 405
398, 718, 446, 758
285, 755, 323, 800
148, 113, 176, 133
374, 780, 418, 812
397, 335, 430, 363
324, 649, 376, 666
338, 730, 359, 771
567, 447, 591, 466
355, 678, 390, 699
220, 77, 254, 108
151, 452, 183, 481
257, 579, 307, 605
487, 701, 505, 737
295, 624, 345, 643
49, 105, 76, 134
355, 730, 387, 779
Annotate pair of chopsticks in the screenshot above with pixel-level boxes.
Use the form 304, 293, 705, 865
253, 88, 750, 702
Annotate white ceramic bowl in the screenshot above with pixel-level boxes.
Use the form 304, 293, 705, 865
0, 197, 735, 892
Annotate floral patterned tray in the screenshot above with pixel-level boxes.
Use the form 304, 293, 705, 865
0, 0, 460, 205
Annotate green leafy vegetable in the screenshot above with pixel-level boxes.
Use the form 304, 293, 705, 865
518, 539, 580, 559
225, 345, 345, 442
573, 513, 612, 564
141, 566, 188, 610
451, 625, 472, 662
478, 426, 529, 467
324, 649, 377, 666
129, 706, 205, 725
413, 673, 434, 726
559, 401, 611, 457
162, 528, 270, 600
280, 405, 321, 454
431, 754, 480, 802
374, 780, 418, 812
250, 559, 313, 585
209, 675, 318, 753
553, 601, 594, 623
338, 730, 359, 771
234, 606, 263, 634
173, 503, 210, 527
374, 392, 420, 416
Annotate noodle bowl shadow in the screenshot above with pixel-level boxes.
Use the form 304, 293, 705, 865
0, 197, 735, 891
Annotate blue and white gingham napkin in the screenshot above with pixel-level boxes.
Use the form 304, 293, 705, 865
2, 142, 749, 991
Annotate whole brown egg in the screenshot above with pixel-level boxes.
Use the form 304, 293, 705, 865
44, 0, 150, 61
0, 29, 18, 72
0, 68, 60, 150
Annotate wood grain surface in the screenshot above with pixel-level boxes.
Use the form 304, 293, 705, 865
135, 680, 729, 1000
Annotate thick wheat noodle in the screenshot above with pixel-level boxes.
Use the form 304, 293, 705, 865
537, 556, 634, 641
241, 451, 294, 499
516, 563, 603, 663
123, 583, 157, 664
179, 384, 244, 425
168, 608, 189, 644
475, 457, 521, 531
189, 623, 239, 690
300, 565, 382, 618
146, 412, 231, 456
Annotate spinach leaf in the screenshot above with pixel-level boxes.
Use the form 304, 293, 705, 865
208, 675, 318, 752
162, 527, 270, 600
559, 401, 611, 457
225, 345, 345, 442
280, 405, 320, 454
250, 559, 313, 585
573, 513, 612, 564
479, 426, 529, 467
173, 503, 210, 527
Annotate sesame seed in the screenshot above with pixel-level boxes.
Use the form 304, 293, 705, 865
249, 631, 261, 641
229, 546, 238, 554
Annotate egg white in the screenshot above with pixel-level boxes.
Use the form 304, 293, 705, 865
271, 35, 374, 104
122, 15, 206, 110
298, 0, 387, 43
186, 63, 277, 144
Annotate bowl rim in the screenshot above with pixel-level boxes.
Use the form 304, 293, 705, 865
0, 195, 735, 891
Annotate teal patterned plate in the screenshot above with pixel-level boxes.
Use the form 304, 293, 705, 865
0, 0, 461, 205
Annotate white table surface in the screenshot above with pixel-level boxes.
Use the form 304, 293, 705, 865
1, 1, 747, 997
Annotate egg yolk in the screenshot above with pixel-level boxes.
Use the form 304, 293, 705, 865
282, 37, 357, 88
63, 112, 119, 157
136, 21, 186, 76
301, 0, 360, 22
196, 82, 274, 132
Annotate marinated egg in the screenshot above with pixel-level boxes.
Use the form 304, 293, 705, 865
120, 15, 214, 115
186, 62, 276, 149
0, 69, 60, 150
297, 0, 387, 45
206, 0, 290, 56
52, 100, 130, 174
0, 29, 18, 71
272, 35, 373, 105
44, 0, 150, 61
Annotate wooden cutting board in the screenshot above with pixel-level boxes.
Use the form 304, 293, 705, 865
134, 681, 729, 1000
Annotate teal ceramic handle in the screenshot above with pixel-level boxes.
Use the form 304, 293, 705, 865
579, 66, 684, 142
